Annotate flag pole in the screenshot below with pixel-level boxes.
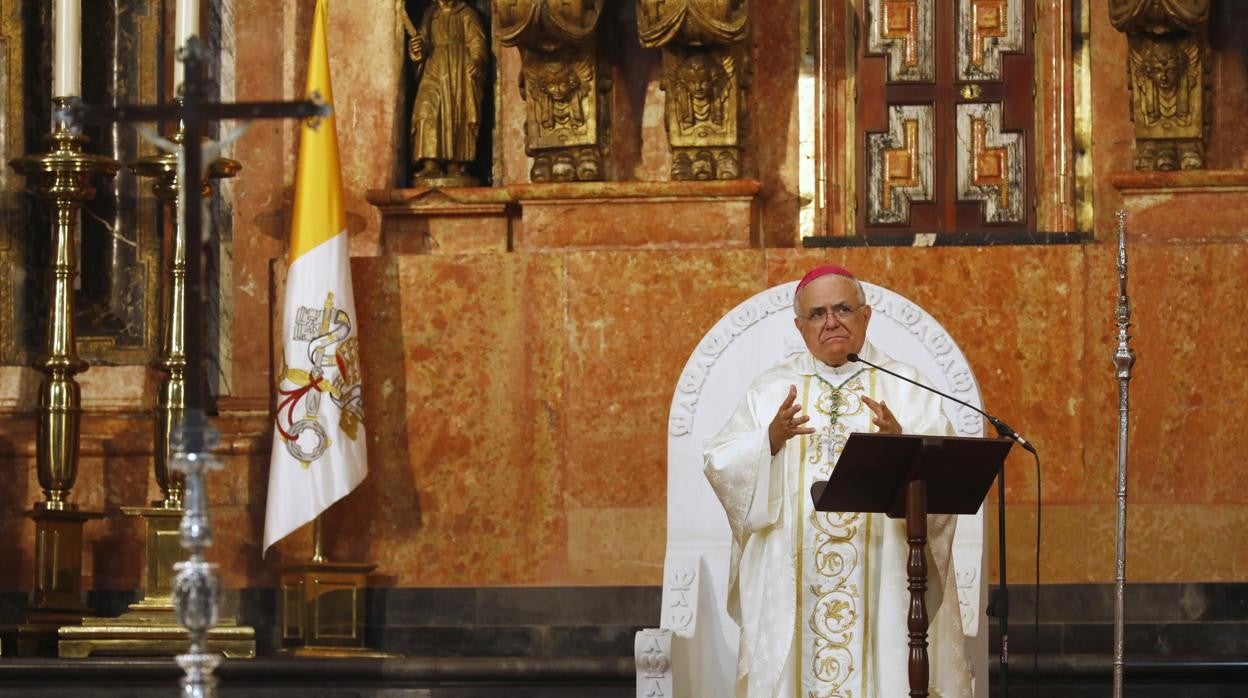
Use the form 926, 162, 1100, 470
312, 515, 326, 563
270, 0, 381, 656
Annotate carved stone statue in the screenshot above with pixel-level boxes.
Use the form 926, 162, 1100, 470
1109, 0, 1211, 171
400, 0, 488, 187
496, 1, 609, 182
639, 0, 749, 181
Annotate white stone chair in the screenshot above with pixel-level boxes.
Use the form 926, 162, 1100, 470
635, 280, 990, 698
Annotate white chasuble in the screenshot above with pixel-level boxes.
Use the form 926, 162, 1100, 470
704, 342, 973, 698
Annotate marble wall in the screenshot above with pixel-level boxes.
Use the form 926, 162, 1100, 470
2, 0, 1248, 597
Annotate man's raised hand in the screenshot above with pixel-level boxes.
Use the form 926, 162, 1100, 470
769, 385, 816, 455
861, 395, 901, 434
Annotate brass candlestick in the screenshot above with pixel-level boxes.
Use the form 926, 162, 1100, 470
132, 126, 240, 510
10, 100, 119, 509
1, 98, 117, 656
59, 122, 251, 659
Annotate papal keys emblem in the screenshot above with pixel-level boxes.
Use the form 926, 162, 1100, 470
275, 292, 365, 466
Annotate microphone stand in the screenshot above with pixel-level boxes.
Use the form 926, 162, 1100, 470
847, 353, 1035, 697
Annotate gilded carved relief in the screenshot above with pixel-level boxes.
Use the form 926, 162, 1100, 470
1109, 0, 1210, 171
496, 0, 609, 182
638, 0, 748, 181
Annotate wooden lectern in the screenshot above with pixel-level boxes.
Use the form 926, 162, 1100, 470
810, 433, 1011, 698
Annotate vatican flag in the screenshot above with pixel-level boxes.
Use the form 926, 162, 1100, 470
264, 0, 367, 554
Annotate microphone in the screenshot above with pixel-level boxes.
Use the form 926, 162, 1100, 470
846, 352, 1037, 454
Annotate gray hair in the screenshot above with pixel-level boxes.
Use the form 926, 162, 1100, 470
793, 276, 867, 315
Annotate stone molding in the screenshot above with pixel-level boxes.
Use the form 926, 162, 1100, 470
367, 180, 762, 253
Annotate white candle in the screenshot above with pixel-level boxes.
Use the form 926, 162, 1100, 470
52, 0, 81, 97
173, 0, 200, 89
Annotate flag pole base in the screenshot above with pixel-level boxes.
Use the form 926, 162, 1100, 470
279, 561, 378, 654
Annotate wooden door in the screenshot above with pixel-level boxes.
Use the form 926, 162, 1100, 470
856, 0, 1034, 235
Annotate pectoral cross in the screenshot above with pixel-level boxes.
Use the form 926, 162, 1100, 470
67, 37, 328, 449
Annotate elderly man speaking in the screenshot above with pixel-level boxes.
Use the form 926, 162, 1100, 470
704, 265, 973, 697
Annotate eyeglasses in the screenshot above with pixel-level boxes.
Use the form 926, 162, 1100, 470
801, 303, 864, 324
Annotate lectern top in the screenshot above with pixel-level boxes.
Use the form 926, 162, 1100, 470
810, 432, 1011, 518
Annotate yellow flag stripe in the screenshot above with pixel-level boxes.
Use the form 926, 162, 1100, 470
289, 0, 344, 263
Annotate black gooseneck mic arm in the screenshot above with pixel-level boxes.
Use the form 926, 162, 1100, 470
847, 351, 1035, 696
846, 352, 1036, 454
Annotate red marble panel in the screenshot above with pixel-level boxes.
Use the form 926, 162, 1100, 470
1180, 505, 1247, 582
0, 414, 39, 514
609, 31, 665, 181
1077, 241, 1121, 511
517, 198, 754, 250
562, 250, 764, 512
636, 71, 672, 183
1206, 4, 1248, 170
1115, 242, 1248, 505
564, 507, 665, 585
1124, 505, 1188, 582
1112, 171, 1248, 240
1032, 0, 1076, 232
373, 253, 567, 585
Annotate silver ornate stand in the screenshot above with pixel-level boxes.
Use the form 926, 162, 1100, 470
171, 413, 224, 698
1112, 210, 1136, 698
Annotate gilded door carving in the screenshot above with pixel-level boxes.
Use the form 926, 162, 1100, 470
858, 0, 1033, 234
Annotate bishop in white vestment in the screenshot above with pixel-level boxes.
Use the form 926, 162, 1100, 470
704, 266, 973, 697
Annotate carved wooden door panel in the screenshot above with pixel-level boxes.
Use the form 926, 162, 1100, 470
857, 0, 1033, 235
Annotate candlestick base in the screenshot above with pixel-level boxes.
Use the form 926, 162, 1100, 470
57, 617, 255, 659
56, 506, 255, 658
0, 507, 103, 657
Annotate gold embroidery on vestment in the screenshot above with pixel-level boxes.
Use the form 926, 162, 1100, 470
804, 373, 869, 696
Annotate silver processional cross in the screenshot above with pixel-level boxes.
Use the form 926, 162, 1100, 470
66, 37, 329, 698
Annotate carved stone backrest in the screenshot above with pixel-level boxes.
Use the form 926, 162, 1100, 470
661, 279, 988, 695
